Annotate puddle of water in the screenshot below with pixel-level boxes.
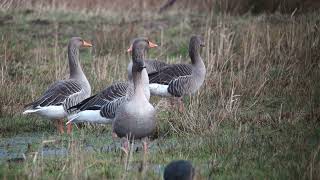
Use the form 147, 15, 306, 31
0, 133, 208, 177
40, 147, 68, 157
0, 133, 59, 161
0, 133, 130, 160
0, 148, 7, 159
0, 133, 176, 164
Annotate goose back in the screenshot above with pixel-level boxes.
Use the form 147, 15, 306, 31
68, 82, 128, 112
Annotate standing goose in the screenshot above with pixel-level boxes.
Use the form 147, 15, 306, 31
66, 38, 157, 125
113, 38, 157, 153
23, 37, 92, 134
148, 35, 206, 111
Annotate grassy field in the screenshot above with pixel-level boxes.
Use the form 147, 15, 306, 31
0, 1, 320, 179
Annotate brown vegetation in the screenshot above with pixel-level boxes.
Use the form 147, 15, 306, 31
1, 0, 320, 14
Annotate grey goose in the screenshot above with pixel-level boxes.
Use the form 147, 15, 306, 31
66, 78, 149, 125
66, 38, 157, 126
113, 38, 157, 153
149, 35, 206, 98
23, 37, 92, 134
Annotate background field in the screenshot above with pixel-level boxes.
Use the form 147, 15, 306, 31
0, 0, 320, 179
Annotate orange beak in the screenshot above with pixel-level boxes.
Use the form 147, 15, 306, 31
127, 41, 158, 52
148, 41, 158, 48
127, 44, 133, 52
82, 40, 93, 47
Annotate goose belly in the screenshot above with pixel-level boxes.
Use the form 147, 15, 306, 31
113, 102, 156, 139
36, 106, 67, 120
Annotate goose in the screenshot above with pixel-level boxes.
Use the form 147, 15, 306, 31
66, 82, 129, 124
66, 38, 158, 126
148, 35, 206, 111
164, 160, 195, 180
113, 38, 157, 153
23, 37, 92, 134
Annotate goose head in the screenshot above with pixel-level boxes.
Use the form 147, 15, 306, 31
69, 37, 92, 49
127, 37, 158, 72
127, 37, 158, 52
189, 35, 205, 49
189, 35, 205, 64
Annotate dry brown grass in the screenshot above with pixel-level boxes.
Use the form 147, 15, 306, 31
1, 0, 320, 14
155, 13, 320, 135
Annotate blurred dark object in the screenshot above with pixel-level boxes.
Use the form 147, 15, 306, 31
164, 160, 195, 180
159, 0, 176, 13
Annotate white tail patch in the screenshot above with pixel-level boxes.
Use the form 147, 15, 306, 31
67, 110, 112, 124
22, 109, 41, 115
22, 105, 67, 119
149, 83, 171, 97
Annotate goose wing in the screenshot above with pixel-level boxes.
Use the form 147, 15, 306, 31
144, 59, 168, 74
167, 75, 193, 97
148, 64, 192, 85
25, 79, 85, 110
100, 96, 127, 119
68, 82, 128, 111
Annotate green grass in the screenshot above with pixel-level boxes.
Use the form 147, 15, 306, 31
0, 5, 320, 180
0, 118, 318, 179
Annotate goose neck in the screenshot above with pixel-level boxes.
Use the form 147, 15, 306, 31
68, 45, 84, 79
132, 69, 146, 99
189, 43, 201, 65
133, 49, 145, 61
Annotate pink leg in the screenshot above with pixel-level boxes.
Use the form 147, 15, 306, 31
54, 120, 59, 131
112, 132, 118, 139
177, 97, 185, 113
121, 138, 129, 155
141, 139, 149, 175
58, 119, 64, 134
67, 123, 72, 135
170, 97, 175, 107
142, 138, 149, 154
